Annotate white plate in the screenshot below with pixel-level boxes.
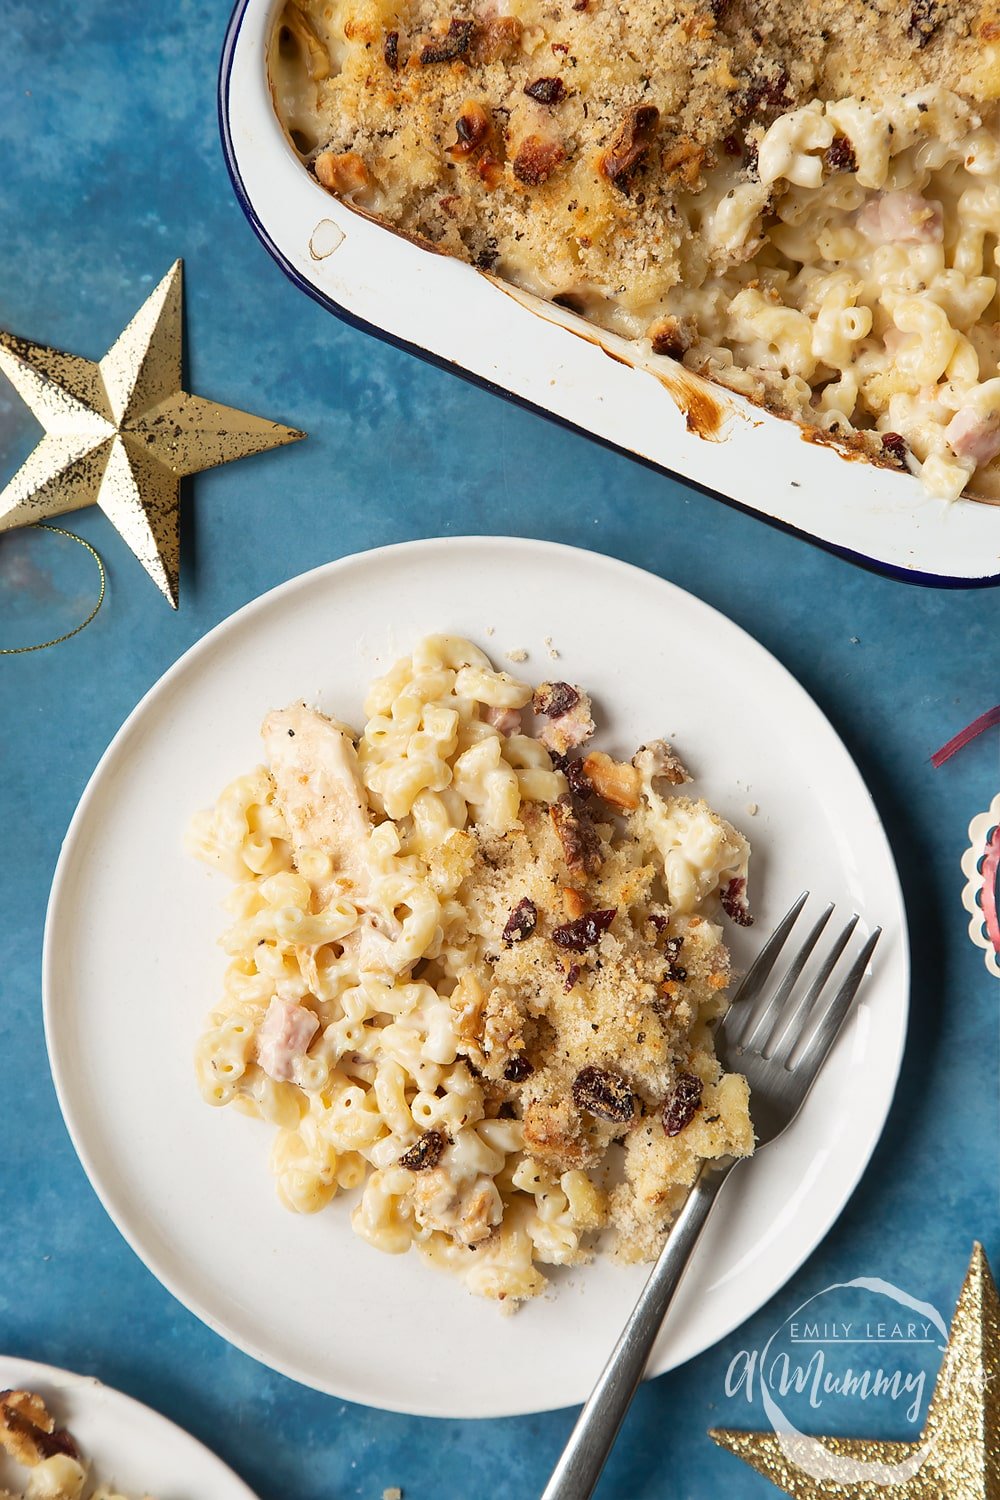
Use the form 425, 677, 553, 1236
220, 0, 1000, 585
0, 1357, 258, 1498
44, 537, 909, 1418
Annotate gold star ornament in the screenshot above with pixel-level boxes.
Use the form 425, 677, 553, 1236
0, 261, 304, 606
710, 1243, 1000, 1498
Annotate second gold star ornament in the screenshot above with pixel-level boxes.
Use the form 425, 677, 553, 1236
0, 261, 304, 607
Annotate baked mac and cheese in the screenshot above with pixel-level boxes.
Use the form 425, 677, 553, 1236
189, 637, 754, 1302
271, 0, 1000, 501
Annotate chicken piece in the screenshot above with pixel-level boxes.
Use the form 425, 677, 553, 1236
262, 704, 373, 906
633, 740, 691, 787
856, 191, 943, 244
256, 996, 320, 1082
263, 704, 399, 973
410, 1167, 503, 1244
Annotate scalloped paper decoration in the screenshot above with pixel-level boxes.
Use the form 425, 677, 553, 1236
961, 793, 1000, 979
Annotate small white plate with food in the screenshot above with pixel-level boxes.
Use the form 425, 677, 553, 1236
0, 1359, 258, 1499
44, 537, 908, 1416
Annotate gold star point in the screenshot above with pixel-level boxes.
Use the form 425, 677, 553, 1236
710, 1244, 1000, 1499
0, 261, 305, 607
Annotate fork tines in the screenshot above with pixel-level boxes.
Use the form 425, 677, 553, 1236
722, 891, 881, 1075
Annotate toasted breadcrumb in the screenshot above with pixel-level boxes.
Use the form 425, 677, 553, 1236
453, 791, 752, 1260
274, 0, 991, 312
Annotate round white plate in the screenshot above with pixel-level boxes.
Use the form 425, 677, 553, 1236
0, 1357, 258, 1497
44, 537, 908, 1418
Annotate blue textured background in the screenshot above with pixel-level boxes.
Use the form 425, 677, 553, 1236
1, 2, 998, 1495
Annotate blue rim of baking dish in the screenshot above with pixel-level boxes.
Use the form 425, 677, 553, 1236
218, 0, 1000, 590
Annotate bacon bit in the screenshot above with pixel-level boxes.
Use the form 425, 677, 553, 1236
562, 886, 587, 920
471, 15, 522, 62
513, 133, 565, 185
582, 751, 640, 810
881, 431, 909, 467
551, 39, 569, 52
572, 0, 588, 10
383, 28, 399, 69
524, 76, 566, 104
550, 794, 603, 876
573, 1065, 635, 1122
826, 134, 857, 172
478, 153, 504, 188
599, 104, 659, 191
399, 1130, 448, 1169
447, 100, 492, 157
314, 150, 369, 195
552, 907, 617, 952
420, 18, 474, 62
504, 1054, 534, 1081
564, 962, 582, 991
439, 194, 460, 214
663, 1073, 702, 1136
721, 876, 753, 926
909, 0, 939, 44
503, 896, 538, 943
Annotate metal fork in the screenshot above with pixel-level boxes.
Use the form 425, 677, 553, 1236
541, 892, 882, 1500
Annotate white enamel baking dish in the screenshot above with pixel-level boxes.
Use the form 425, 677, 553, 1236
220, 0, 1000, 584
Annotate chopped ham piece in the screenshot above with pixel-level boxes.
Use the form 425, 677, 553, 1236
945, 406, 1000, 469
856, 191, 943, 244
484, 704, 523, 736
257, 997, 319, 1082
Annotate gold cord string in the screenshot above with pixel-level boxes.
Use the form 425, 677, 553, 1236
1, 523, 106, 655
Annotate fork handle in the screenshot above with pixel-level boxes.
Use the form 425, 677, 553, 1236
540, 1159, 736, 1500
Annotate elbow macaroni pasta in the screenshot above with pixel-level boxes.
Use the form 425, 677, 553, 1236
189, 638, 753, 1303
663, 89, 1000, 500
274, 0, 1000, 505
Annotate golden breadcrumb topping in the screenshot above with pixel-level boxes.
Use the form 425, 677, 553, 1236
271, 0, 1000, 502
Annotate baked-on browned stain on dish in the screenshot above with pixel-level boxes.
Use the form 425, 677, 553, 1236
268, 0, 1000, 504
